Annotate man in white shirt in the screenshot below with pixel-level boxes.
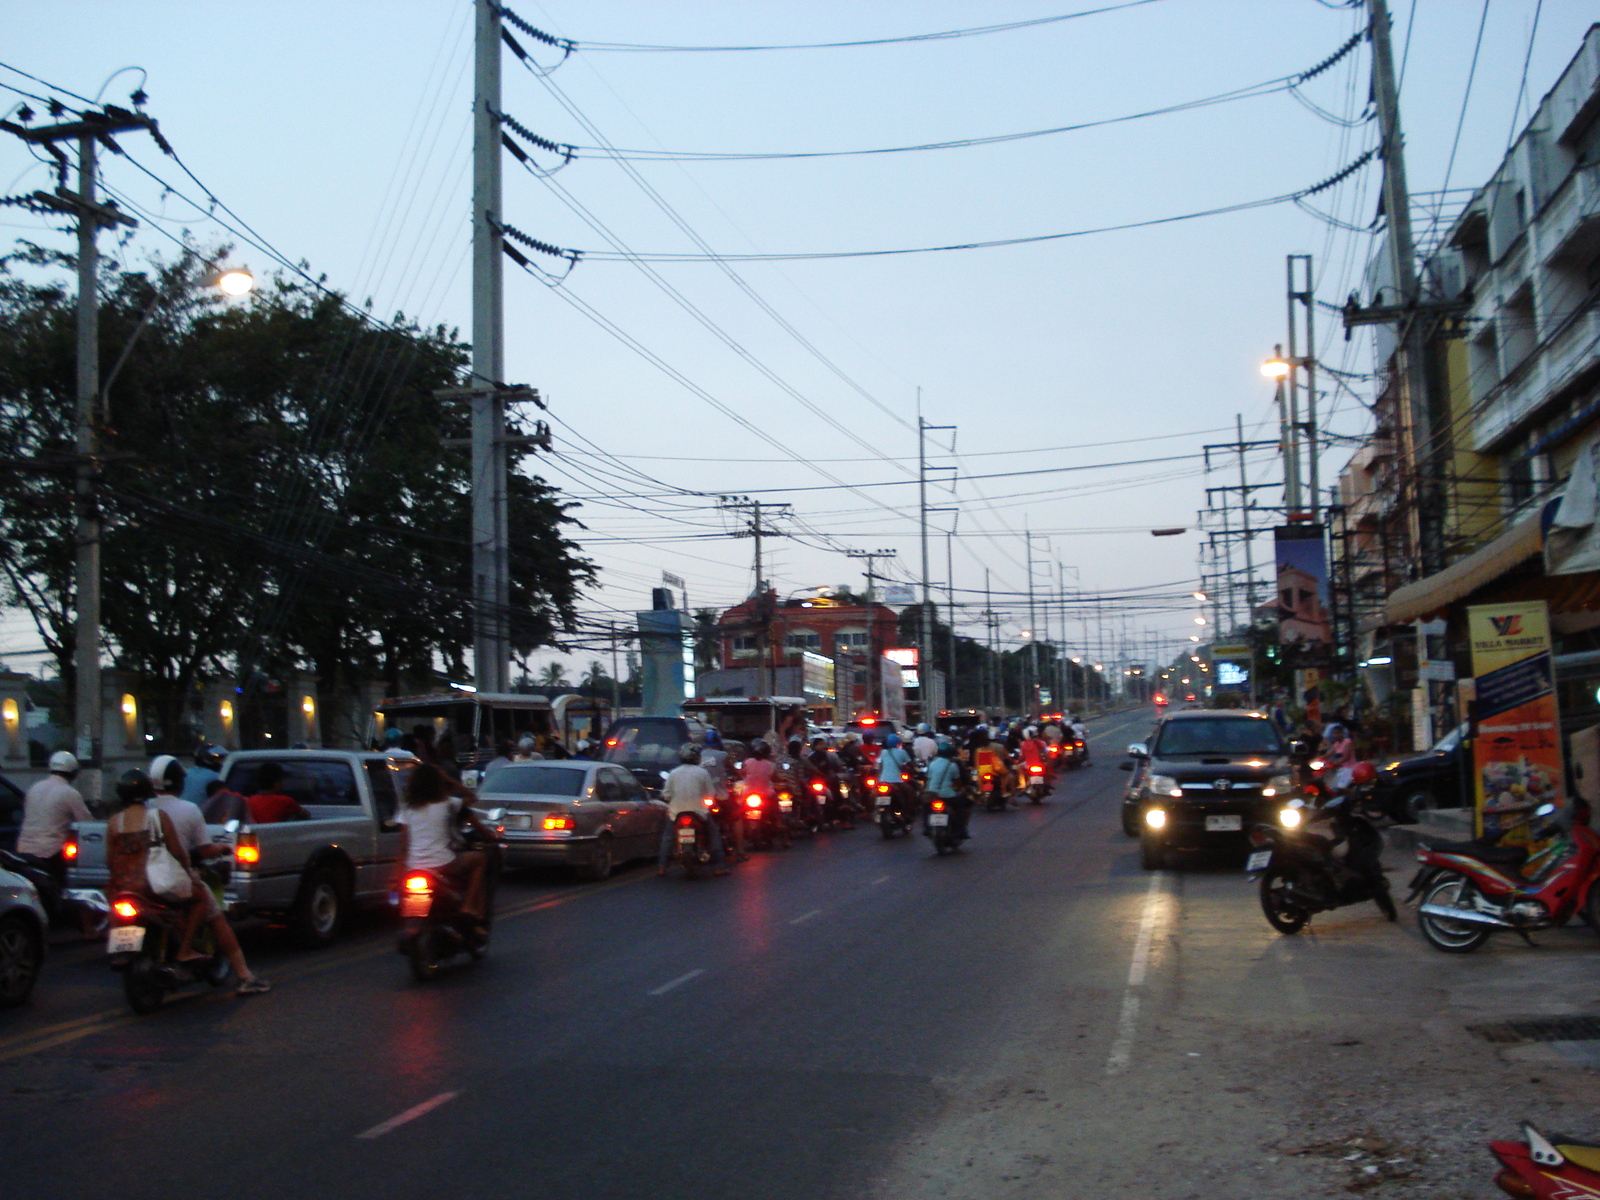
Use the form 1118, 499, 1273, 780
656, 744, 726, 876
911, 725, 939, 768
18, 751, 91, 884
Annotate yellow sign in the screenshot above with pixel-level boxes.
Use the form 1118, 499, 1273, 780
1466, 601, 1564, 840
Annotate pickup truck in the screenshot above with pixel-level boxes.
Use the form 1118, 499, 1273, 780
68, 749, 414, 947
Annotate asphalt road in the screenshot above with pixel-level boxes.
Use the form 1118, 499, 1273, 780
4, 708, 1598, 1200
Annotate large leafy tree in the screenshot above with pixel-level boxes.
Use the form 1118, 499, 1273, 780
0, 244, 592, 746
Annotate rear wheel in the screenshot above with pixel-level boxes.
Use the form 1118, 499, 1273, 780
408, 929, 442, 982
582, 836, 615, 882
123, 956, 165, 1014
0, 914, 42, 1008
1259, 867, 1310, 934
1121, 808, 1140, 838
292, 866, 348, 948
1139, 829, 1164, 871
1418, 874, 1491, 953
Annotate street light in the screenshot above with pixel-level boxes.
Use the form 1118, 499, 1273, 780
1194, 616, 1206, 625
215, 267, 254, 296
1260, 355, 1290, 378
1193, 590, 1207, 602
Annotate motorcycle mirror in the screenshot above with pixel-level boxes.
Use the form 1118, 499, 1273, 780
1534, 802, 1556, 818
223, 819, 240, 834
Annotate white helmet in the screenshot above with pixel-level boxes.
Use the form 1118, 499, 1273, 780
48, 750, 78, 774
148, 754, 185, 793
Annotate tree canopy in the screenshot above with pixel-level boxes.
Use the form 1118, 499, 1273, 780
0, 244, 593, 744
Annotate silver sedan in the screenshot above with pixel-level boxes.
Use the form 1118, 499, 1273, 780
475, 760, 668, 881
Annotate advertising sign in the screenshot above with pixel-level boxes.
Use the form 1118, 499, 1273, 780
1467, 601, 1565, 840
801, 650, 835, 702
1273, 525, 1332, 648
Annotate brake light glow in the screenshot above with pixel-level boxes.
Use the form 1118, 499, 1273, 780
605, 738, 618, 747
864, 777, 876, 789
877, 784, 890, 794
234, 833, 260, 865
404, 875, 431, 893
62, 840, 79, 860
1029, 766, 1043, 775
112, 899, 139, 920
811, 781, 825, 792
930, 800, 947, 812
675, 813, 696, 826
745, 795, 763, 809
542, 815, 575, 831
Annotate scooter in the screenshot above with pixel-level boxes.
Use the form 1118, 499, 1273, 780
874, 781, 915, 839
1489, 1123, 1600, 1197
669, 810, 718, 878
923, 796, 964, 855
396, 829, 500, 983
0, 847, 108, 934
108, 887, 231, 1014
1410, 802, 1600, 953
739, 789, 791, 851
1022, 763, 1050, 805
1247, 787, 1396, 935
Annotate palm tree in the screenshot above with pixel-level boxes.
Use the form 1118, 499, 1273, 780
538, 662, 569, 689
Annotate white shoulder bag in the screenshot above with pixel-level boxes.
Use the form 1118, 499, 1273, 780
143, 807, 193, 902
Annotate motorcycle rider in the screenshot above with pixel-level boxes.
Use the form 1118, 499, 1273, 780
1069, 714, 1089, 761
657, 744, 727, 876
179, 744, 225, 806
17, 750, 91, 890
911, 724, 939, 768
924, 742, 971, 841
877, 732, 918, 824
145, 758, 270, 995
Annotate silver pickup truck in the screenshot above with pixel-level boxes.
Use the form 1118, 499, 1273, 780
69, 750, 414, 947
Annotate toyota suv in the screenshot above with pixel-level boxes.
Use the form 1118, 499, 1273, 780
1122, 709, 1297, 869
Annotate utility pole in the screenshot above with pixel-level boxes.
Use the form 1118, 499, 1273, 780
3, 104, 158, 801
918, 414, 956, 716
846, 548, 896, 715
1289, 254, 1321, 515
722, 497, 791, 699
1273, 342, 1302, 514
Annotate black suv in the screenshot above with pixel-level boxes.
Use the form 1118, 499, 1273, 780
601, 716, 709, 795
1122, 710, 1296, 869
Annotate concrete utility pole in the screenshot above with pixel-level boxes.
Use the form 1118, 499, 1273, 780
1289, 254, 1321, 515
471, 0, 509, 693
3, 105, 152, 801
722, 497, 791, 699
918, 414, 956, 715
847, 548, 897, 715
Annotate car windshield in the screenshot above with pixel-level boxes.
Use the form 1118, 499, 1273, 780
603, 721, 685, 767
479, 764, 586, 797
1432, 725, 1464, 754
1154, 718, 1282, 756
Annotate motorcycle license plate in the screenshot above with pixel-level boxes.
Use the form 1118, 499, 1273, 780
107, 926, 144, 954
778, 799, 793, 811
1206, 815, 1242, 832
1245, 850, 1272, 873
876, 797, 891, 807
928, 813, 949, 827
400, 894, 431, 919
676, 830, 696, 845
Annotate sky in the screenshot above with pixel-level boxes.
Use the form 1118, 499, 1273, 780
3, 1, 1597, 686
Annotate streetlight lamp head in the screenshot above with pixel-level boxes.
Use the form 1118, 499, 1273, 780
1260, 357, 1290, 379
214, 268, 254, 297
1193, 616, 1206, 625
1193, 590, 1208, 602
1189, 635, 1200, 642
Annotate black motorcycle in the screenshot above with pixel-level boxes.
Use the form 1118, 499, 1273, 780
397, 828, 500, 983
740, 789, 791, 851
923, 795, 967, 855
874, 780, 916, 839
669, 810, 718, 878
1248, 790, 1396, 934
108, 869, 233, 1014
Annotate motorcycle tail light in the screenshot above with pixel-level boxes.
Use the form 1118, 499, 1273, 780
112, 899, 139, 920
1248, 827, 1271, 847
930, 800, 947, 812
62, 840, 79, 860
745, 795, 763, 810
877, 784, 890, 794
675, 812, 696, 827
811, 781, 825, 792
865, 777, 876, 789
1029, 766, 1043, 775
542, 815, 575, 831
235, 833, 261, 865
404, 874, 432, 894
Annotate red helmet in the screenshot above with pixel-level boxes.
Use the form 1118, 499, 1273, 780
1350, 761, 1377, 786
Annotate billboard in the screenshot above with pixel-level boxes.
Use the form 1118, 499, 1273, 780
1273, 525, 1331, 648
1467, 601, 1566, 841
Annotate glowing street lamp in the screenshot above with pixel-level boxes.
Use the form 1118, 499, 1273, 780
1260, 355, 1290, 379
1193, 616, 1206, 625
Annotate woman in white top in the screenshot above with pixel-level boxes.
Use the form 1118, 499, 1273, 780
393, 761, 494, 926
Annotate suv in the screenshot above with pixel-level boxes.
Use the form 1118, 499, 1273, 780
1375, 724, 1467, 821
602, 716, 709, 795
1122, 709, 1296, 870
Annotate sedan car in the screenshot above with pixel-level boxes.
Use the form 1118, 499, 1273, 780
0, 862, 47, 1007
475, 760, 668, 881
1125, 709, 1299, 869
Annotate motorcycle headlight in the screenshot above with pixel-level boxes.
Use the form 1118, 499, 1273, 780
1147, 774, 1182, 798
1309, 758, 1326, 772
1262, 775, 1293, 798
1279, 806, 1303, 829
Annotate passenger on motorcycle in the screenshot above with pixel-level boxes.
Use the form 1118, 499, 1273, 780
911, 724, 939, 768
658, 744, 727, 876
924, 744, 971, 841
393, 761, 493, 939
877, 733, 918, 822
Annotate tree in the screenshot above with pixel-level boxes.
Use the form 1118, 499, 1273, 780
537, 663, 570, 689
0, 244, 593, 746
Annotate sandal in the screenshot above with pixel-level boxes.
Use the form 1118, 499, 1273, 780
235, 976, 272, 996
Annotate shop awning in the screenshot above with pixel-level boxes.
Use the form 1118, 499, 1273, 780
1383, 511, 1544, 625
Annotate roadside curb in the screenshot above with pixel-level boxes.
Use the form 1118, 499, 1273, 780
1385, 807, 1473, 854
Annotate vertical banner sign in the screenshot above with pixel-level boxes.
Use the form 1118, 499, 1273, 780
1274, 525, 1332, 649
1467, 601, 1565, 840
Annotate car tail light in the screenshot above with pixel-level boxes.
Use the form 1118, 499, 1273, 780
404, 874, 432, 894
745, 795, 763, 810
930, 800, 947, 812
542, 815, 575, 831
112, 899, 139, 920
234, 833, 260, 865
62, 839, 79, 860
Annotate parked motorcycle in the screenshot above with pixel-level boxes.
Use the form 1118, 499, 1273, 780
1489, 1123, 1600, 1197
396, 829, 500, 983
108, 888, 231, 1013
1410, 802, 1600, 953
1248, 786, 1397, 935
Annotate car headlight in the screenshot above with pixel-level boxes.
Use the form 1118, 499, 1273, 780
1147, 774, 1182, 798
1279, 806, 1303, 829
1262, 775, 1293, 798
1144, 807, 1167, 829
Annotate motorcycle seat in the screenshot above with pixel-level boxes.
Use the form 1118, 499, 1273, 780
1560, 1144, 1600, 1173
1420, 838, 1528, 867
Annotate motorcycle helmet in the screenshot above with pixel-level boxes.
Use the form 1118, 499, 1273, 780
678, 743, 702, 765
917, 723, 931, 735
1349, 761, 1377, 787
884, 733, 900, 748
749, 738, 771, 759
786, 739, 804, 758
384, 727, 405, 747
194, 743, 225, 771
149, 754, 185, 793
47, 749, 79, 775
704, 728, 723, 749
115, 768, 155, 806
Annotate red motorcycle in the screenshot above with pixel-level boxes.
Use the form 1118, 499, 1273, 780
1410, 803, 1600, 953
1489, 1123, 1600, 1197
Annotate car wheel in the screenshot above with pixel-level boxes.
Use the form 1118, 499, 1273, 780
1401, 789, 1437, 824
0, 914, 42, 1008
1121, 807, 1140, 838
291, 866, 349, 948
1139, 828, 1164, 871
582, 836, 615, 882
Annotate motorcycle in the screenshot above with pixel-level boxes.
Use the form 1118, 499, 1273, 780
1410, 802, 1600, 953
396, 827, 500, 983
0, 847, 108, 934
108, 871, 232, 1014
813, 775, 856, 830
977, 756, 1009, 812
1489, 1122, 1600, 1197
669, 810, 717, 878
1022, 763, 1050, 805
924, 796, 963, 855
1248, 789, 1397, 934
874, 780, 915, 839
740, 788, 791, 851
